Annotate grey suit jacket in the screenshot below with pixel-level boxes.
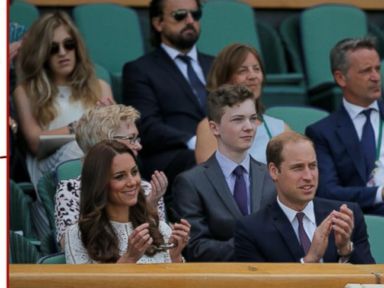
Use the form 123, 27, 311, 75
173, 154, 276, 262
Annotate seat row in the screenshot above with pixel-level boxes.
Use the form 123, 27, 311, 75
10, 0, 384, 111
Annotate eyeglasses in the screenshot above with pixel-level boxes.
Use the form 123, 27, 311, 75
113, 135, 141, 145
50, 39, 76, 55
170, 9, 202, 22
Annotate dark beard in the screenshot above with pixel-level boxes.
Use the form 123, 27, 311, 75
165, 24, 199, 51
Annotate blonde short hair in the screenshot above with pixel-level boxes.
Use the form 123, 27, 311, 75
76, 104, 140, 153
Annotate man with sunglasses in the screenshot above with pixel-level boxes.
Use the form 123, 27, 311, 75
123, 0, 213, 211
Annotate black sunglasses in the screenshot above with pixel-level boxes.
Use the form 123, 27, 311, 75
171, 9, 202, 22
50, 39, 76, 55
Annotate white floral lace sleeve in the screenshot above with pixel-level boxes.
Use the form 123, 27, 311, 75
55, 177, 81, 244
65, 221, 173, 264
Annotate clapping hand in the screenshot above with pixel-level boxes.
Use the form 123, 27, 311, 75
332, 204, 354, 255
148, 170, 168, 206
118, 223, 152, 263
168, 219, 191, 263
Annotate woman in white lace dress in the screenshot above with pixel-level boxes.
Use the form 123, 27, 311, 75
55, 105, 167, 248
13, 11, 114, 187
65, 140, 190, 264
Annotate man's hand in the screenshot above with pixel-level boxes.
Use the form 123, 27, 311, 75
303, 213, 333, 263
333, 204, 354, 256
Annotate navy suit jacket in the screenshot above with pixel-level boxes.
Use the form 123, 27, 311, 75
234, 198, 375, 264
122, 47, 213, 161
173, 154, 276, 262
305, 100, 384, 215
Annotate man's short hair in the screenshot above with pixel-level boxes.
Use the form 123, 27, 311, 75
266, 131, 314, 169
207, 84, 255, 123
330, 36, 378, 74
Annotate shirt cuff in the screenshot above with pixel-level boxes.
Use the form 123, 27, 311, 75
186, 135, 196, 150
374, 186, 383, 204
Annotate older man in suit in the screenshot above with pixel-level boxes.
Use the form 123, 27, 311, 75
122, 0, 213, 208
305, 37, 384, 215
235, 131, 375, 264
173, 84, 276, 262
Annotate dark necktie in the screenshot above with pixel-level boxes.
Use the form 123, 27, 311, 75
296, 212, 311, 255
361, 109, 376, 178
233, 166, 248, 215
178, 55, 207, 110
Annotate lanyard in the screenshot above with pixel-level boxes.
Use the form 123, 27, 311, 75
376, 120, 383, 161
263, 118, 273, 140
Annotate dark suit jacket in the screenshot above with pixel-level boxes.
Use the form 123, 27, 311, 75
234, 198, 375, 264
122, 47, 213, 162
305, 100, 384, 215
173, 154, 276, 262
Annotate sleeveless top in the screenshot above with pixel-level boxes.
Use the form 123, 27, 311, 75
249, 115, 285, 163
26, 86, 85, 188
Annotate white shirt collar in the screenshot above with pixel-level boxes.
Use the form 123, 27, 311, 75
161, 43, 198, 62
343, 98, 379, 120
277, 197, 316, 225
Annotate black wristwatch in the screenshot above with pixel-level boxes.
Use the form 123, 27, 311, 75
67, 121, 77, 134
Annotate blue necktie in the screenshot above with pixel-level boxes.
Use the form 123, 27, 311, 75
178, 55, 207, 111
233, 166, 248, 215
361, 109, 376, 178
296, 212, 311, 255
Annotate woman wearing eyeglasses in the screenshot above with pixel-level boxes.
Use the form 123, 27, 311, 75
65, 140, 190, 264
55, 105, 168, 248
13, 11, 114, 187
195, 43, 290, 164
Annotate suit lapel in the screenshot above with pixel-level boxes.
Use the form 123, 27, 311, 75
336, 106, 367, 181
198, 53, 211, 77
249, 158, 265, 212
203, 155, 242, 218
270, 201, 304, 261
155, 48, 206, 114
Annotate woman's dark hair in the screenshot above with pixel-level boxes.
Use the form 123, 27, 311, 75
78, 140, 164, 263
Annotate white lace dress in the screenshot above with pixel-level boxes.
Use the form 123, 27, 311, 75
55, 177, 166, 244
26, 86, 85, 188
65, 220, 172, 264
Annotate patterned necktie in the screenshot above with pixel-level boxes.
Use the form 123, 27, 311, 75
296, 212, 311, 255
361, 109, 376, 178
178, 55, 207, 110
233, 166, 248, 215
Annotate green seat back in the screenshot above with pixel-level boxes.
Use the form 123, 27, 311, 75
10, 0, 39, 30
364, 215, 384, 263
301, 4, 367, 91
257, 20, 287, 74
37, 252, 66, 264
73, 3, 144, 76
381, 60, 384, 89
56, 159, 82, 182
279, 14, 304, 74
10, 180, 34, 239
197, 0, 262, 57
10, 231, 40, 264
265, 106, 329, 134
37, 171, 57, 231
94, 63, 111, 85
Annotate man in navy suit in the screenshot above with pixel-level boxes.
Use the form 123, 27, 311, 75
173, 85, 276, 261
306, 37, 384, 215
235, 132, 375, 264
122, 0, 214, 207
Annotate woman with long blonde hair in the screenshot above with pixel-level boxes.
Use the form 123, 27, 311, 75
14, 11, 114, 187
